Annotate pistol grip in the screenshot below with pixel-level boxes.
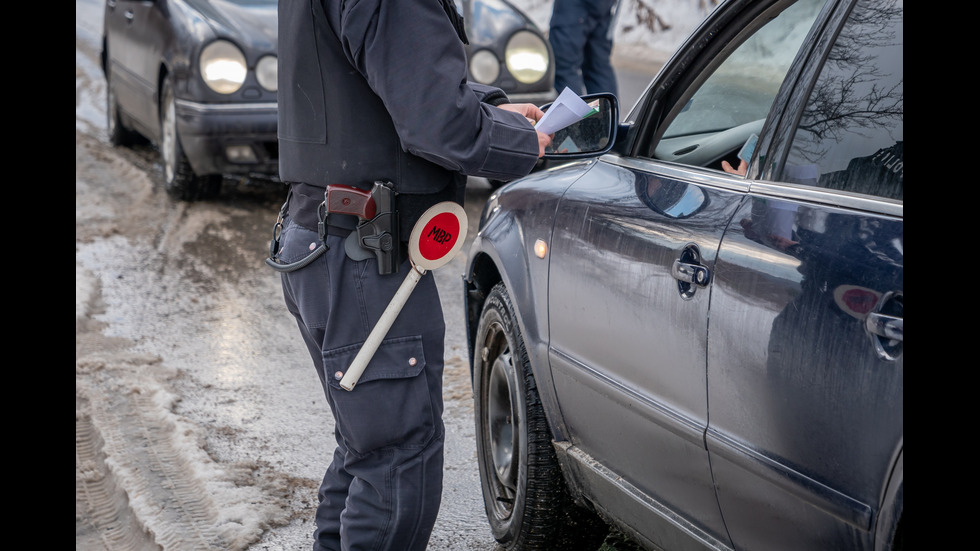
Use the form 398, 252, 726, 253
326, 185, 377, 219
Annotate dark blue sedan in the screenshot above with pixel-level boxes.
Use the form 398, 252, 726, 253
462, 0, 903, 550
102, 0, 279, 200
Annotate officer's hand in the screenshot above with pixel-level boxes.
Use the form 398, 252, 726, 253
497, 103, 551, 157
535, 131, 553, 158
497, 103, 545, 125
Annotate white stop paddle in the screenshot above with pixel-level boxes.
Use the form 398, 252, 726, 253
339, 202, 468, 391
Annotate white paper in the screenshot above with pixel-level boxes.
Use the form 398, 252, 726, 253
535, 87, 597, 135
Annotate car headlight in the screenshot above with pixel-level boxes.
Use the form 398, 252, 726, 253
256, 55, 278, 92
505, 30, 549, 84
469, 49, 500, 85
200, 40, 247, 94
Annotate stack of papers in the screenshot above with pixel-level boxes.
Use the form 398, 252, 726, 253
534, 87, 600, 135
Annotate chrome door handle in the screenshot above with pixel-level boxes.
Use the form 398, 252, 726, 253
673, 245, 710, 300
866, 291, 903, 360
866, 312, 903, 341
672, 260, 710, 287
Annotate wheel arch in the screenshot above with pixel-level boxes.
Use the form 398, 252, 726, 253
464, 222, 570, 443
874, 447, 903, 551
154, 62, 173, 142
100, 35, 108, 76
464, 249, 503, 374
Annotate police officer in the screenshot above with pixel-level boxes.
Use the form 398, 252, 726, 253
270, 1, 552, 550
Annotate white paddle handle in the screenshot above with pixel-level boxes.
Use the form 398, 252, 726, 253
339, 265, 425, 391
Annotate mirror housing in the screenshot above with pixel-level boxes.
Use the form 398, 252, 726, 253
541, 92, 619, 160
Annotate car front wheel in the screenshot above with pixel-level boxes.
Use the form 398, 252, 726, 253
160, 75, 221, 201
473, 282, 607, 550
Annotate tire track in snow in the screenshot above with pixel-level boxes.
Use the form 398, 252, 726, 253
78, 364, 231, 550
76, 393, 162, 551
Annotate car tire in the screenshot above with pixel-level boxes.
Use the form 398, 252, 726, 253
160, 75, 221, 201
473, 282, 608, 551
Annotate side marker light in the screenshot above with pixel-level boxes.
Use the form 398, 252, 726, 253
534, 239, 547, 259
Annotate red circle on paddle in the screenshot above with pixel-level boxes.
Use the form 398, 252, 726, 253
408, 202, 468, 271
419, 212, 460, 261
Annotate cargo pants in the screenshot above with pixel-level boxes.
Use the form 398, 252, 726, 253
276, 216, 446, 551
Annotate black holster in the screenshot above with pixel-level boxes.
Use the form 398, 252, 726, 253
353, 181, 400, 275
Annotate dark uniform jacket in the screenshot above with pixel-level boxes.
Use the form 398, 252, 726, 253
278, 0, 542, 236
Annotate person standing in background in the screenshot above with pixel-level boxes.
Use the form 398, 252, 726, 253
548, 0, 621, 97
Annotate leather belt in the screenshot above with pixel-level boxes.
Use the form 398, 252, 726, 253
286, 182, 355, 238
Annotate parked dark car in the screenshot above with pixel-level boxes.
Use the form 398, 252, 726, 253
459, 0, 556, 106
462, 0, 903, 550
101, 0, 278, 200
100, 0, 554, 201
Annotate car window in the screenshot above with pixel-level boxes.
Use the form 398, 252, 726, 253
651, 0, 828, 170
665, 0, 824, 138
781, 0, 903, 201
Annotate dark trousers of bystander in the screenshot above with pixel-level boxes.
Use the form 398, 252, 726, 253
548, 0, 619, 97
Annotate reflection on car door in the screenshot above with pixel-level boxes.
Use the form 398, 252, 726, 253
546, 159, 743, 549
706, 0, 903, 549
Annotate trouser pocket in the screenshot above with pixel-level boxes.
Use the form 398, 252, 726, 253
324, 335, 435, 454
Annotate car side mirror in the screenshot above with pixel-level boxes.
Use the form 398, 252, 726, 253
541, 92, 619, 160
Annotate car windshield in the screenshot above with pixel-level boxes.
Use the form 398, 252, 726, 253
662, 0, 825, 139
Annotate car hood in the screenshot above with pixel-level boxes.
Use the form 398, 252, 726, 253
186, 0, 278, 52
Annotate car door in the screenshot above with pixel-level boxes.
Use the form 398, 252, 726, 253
104, 0, 167, 131
547, 158, 740, 549
546, 1, 830, 548
705, 0, 903, 549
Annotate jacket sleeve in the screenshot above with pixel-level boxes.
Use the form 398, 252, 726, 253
468, 82, 510, 107
339, 0, 540, 180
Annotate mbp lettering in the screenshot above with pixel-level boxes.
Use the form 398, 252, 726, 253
427, 226, 453, 244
